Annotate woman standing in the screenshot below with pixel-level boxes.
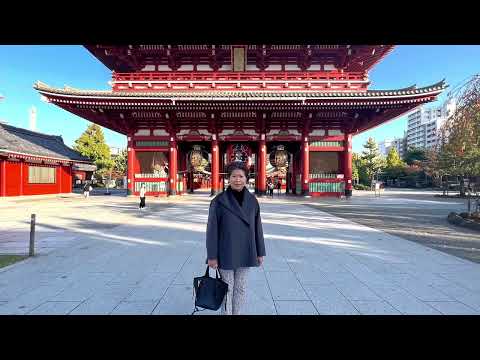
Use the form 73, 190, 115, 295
206, 161, 266, 315
139, 184, 146, 210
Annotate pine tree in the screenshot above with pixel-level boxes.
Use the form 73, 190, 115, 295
73, 124, 114, 173
403, 147, 427, 165
361, 137, 384, 185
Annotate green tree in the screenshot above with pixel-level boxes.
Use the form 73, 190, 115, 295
353, 152, 369, 185
429, 75, 480, 194
403, 147, 427, 165
73, 124, 114, 175
384, 147, 406, 181
113, 148, 127, 175
361, 137, 385, 185
386, 147, 403, 167
352, 153, 359, 184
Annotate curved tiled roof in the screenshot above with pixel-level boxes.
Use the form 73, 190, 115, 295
0, 123, 92, 162
34, 80, 447, 100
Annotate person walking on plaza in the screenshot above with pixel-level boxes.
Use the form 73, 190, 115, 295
139, 184, 146, 210
206, 161, 266, 315
83, 182, 92, 198
268, 180, 274, 198
276, 180, 281, 196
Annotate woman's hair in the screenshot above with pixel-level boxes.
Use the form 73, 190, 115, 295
226, 161, 249, 178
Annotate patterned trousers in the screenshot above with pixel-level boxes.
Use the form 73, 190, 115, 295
218, 267, 250, 315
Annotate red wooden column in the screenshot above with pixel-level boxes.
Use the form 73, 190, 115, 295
258, 135, 267, 195
211, 135, 220, 196
169, 136, 178, 196
57, 165, 62, 194
19, 161, 24, 196
344, 133, 353, 197
302, 135, 310, 196
127, 134, 135, 195
0, 159, 6, 197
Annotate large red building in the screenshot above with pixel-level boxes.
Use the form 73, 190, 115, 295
0, 123, 94, 197
34, 45, 445, 197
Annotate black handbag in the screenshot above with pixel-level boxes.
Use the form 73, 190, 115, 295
191, 266, 228, 315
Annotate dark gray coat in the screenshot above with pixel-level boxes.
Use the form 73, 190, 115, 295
206, 188, 266, 270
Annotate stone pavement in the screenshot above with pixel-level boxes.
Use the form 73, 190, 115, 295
1, 193, 480, 315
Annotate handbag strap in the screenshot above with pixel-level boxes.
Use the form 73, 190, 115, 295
205, 266, 223, 280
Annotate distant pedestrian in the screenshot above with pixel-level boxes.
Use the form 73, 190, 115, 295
83, 182, 92, 198
139, 184, 146, 209
268, 181, 274, 197
276, 181, 281, 196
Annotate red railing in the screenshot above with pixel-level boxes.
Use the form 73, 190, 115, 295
112, 71, 367, 83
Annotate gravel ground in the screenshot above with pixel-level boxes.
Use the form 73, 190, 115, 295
305, 189, 480, 264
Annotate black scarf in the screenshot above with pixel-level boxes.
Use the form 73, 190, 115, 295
227, 186, 246, 207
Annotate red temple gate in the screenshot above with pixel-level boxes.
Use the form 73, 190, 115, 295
35, 45, 446, 197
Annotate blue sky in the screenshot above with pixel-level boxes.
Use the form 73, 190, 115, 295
0, 45, 479, 153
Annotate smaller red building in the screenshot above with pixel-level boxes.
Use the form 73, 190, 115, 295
0, 123, 94, 197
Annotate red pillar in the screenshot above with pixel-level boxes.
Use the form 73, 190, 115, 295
291, 152, 296, 195
302, 136, 310, 196
211, 137, 220, 196
344, 133, 353, 197
169, 137, 178, 196
57, 165, 62, 194
127, 135, 135, 195
258, 136, 266, 195
19, 161, 24, 196
0, 159, 6, 197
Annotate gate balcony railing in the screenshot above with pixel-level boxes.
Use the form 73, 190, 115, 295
111, 71, 369, 92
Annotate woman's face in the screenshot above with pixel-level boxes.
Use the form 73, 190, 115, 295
229, 169, 246, 191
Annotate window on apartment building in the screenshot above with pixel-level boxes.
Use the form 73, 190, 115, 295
28, 166, 56, 184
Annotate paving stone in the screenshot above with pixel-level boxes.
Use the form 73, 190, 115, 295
431, 282, 480, 312
334, 280, 382, 301
303, 284, 359, 315
350, 301, 402, 315
425, 301, 479, 315
69, 298, 124, 315
248, 267, 266, 283
123, 273, 175, 302
261, 256, 291, 271
110, 301, 157, 315
2, 195, 480, 315
265, 271, 309, 301
292, 269, 332, 285
0, 285, 65, 314
28, 301, 82, 315
365, 283, 441, 315
274, 301, 319, 315
152, 285, 196, 315
382, 273, 454, 302
244, 281, 277, 315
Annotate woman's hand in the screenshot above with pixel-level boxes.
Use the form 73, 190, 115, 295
257, 256, 264, 266
208, 259, 218, 269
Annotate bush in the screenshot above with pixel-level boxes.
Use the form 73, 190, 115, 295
353, 184, 370, 190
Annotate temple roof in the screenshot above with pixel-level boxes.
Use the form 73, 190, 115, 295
34, 80, 446, 100
85, 45, 394, 73
0, 123, 92, 162
33, 79, 446, 136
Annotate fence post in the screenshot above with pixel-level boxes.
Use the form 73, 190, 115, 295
29, 214, 36, 256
